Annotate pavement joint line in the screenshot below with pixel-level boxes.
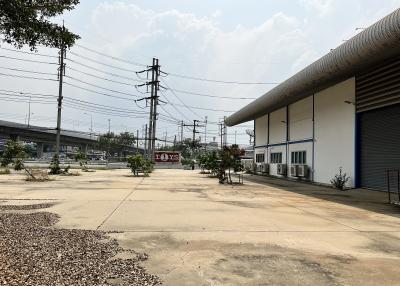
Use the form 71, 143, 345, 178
275, 199, 362, 232
96, 177, 145, 230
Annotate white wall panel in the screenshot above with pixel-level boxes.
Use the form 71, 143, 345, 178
269, 107, 287, 144
289, 96, 313, 141
255, 115, 268, 146
314, 77, 355, 187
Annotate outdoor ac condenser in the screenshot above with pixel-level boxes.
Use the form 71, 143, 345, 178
263, 163, 269, 174
297, 165, 309, 178
257, 164, 263, 173
290, 165, 298, 177
277, 164, 287, 175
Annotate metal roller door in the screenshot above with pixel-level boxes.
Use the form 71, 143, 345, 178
357, 57, 400, 190
359, 104, 400, 190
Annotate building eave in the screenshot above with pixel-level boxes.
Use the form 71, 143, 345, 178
225, 8, 400, 126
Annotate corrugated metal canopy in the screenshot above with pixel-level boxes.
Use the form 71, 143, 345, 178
225, 8, 400, 126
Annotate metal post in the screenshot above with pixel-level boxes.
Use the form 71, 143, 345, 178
55, 28, 66, 158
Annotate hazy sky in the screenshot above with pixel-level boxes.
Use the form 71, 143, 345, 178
0, 0, 399, 145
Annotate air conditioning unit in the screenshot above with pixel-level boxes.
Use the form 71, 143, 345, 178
262, 163, 269, 174
256, 164, 263, 173
290, 165, 298, 177
297, 164, 309, 178
277, 164, 287, 175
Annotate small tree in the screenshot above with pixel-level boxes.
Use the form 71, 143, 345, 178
331, 167, 350, 191
75, 151, 88, 172
218, 145, 244, 184
127, 154, 154, 176
1, 140, 35, 179
49, 155, 61, 175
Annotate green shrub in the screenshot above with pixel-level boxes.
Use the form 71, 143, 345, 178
331, 167, 350, 190
127, 154, 154, 176
49, 156, 61, 175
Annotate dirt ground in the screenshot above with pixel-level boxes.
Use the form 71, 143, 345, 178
1, 169, 400, 285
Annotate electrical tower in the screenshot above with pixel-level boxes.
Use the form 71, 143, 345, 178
136, 58, 161, 161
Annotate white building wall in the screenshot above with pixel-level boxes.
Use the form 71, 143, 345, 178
255, 114, 268, 146
289, 96, 313, 141
314, 77, 356, 187
269, 107, 286, 144
251, 78, 355, 186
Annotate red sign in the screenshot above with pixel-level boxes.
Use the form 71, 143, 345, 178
155, 152, 181, 163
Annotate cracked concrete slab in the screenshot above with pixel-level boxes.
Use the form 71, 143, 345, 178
1, 169, 400, 285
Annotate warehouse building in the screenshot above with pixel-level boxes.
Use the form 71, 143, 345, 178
226, 9, 400, 190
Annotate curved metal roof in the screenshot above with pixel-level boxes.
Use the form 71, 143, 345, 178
226, 9, 400, 126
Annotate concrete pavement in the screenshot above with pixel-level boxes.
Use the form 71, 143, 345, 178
1, 169, 400, 285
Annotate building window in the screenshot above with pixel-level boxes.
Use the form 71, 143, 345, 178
270, 152, 282, 164
255, 153, 265, 163
291, 151, 306, 164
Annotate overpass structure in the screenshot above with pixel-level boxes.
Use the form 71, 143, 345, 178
0, 120, 98, 157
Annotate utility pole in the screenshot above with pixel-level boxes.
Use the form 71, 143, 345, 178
164, 131, 167, 148
219, 122, 223, 149
181, 120, 184, 143
151, 58, 160, 161
144, 124, 148, 156
55, 26, 66, 158
235, 131, 237, 145
223, 116, 227, 147
27, 95, 32, 128
204, 116, 208, 151
136, 129, 139, 154
138, 58, 160, 161
107, 119, 111, 160
173, 135, 177, 151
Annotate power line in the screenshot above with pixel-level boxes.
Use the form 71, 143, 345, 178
0, 66, 57, 76
74, 44, 147, 67
66, 66, 139, 86
65, 58, 144, 82
0, 46, 57, 58
68, 51, 140, 73
0, 72, 58, 81
64, 82, 135, 101
167, 102, 236, 113
160, 79, 203, 119
65, 76, 139, 98
167, 88, 257, 100
163, 71, 280, 85
0, 54, 58, 65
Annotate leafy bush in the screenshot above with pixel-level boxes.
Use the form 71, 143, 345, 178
331, 167, 350, 190
0, 140, 35, 180
127, 154, 154, 176
75, 151, 89, 172
49, 155, 61, 175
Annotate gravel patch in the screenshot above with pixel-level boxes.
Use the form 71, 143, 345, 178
0, 203, 56, 211
0, 206, 161, 285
